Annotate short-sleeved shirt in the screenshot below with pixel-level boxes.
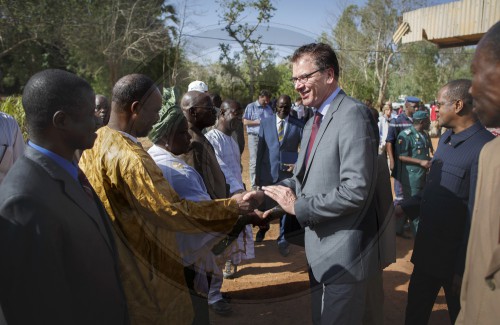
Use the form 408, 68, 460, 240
388, 113, 413, 179
396, 125, 431, 193
0, 112, 25, 184
243, 100, 274, 135
386, 113, 413, 144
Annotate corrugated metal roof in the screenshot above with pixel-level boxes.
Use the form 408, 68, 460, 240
397, 0, 500, 48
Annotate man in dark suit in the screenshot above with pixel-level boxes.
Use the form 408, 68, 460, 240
0, 69, 129, 325
263, 43, 379, 324
255, 94, 304, 255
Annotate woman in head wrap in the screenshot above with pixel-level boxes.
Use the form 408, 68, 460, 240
147, 88, 231, 323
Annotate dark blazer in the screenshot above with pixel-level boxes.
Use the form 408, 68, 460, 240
281, 90, 380, 284
255, 115, 304, 186
0, 147, 128, 325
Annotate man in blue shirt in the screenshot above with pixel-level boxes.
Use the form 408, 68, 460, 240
396, 79, 494, 325
243, 89, 273, 187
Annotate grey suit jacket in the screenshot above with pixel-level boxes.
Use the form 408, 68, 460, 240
281, 90, 379, 284
0, 147, 128, 324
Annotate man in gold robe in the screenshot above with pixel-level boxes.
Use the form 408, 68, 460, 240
79, 74, 260, 324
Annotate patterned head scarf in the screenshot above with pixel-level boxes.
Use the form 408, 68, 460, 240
148, 87, 185, 144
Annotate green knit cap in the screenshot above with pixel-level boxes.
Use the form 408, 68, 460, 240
148, 87, 184, 144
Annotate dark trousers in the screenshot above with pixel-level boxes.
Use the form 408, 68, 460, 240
308, 267, 367, 325
184, 266, 212, 325
405, 267, 461, 325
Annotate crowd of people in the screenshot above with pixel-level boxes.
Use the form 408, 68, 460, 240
0, 21, 499, 325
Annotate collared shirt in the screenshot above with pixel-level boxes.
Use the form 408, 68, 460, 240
386, 113, 413, 144
243, 100, 274, 134
28, 141, 78, 181
205, 129, 244, 194
0, 112, 25, 184
292, 104, 305, 119
378, 116, 391, 146
147, 144, 219, 270
316, 86, 341, 120
276, 115, 289, 136
118, 131, 139, 144
402, 121, 495, 278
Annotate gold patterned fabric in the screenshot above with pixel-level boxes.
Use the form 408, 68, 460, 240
79, 126, 239, 324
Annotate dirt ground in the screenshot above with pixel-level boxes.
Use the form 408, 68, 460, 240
210, 137, 449, 325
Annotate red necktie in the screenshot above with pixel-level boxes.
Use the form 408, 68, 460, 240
305, 112, 322, 166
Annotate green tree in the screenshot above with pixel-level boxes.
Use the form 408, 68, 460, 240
0, 0, 178, 94
388, 41, 439, 102
216, 0, 276, 102
327, 0, 398, 106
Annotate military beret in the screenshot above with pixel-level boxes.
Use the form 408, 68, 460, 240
406, 96, 420, 103
413, 110, 429, 120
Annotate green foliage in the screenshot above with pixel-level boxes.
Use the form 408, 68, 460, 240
0, 96, 27, 140
0, 0, 179, 95
329, 0, 398, 106
389, 41, 439, 102
217, 0, 277, 100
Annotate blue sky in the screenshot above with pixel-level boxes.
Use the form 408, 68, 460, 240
179, 0, 455, 63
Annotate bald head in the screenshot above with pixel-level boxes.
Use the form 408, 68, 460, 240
108, 74, 162, 137
276, 95, 292, 119
477, 21, 500, 63
470, 21, 500, 127
218, 99, 243, 135
112, 74, 157, 111
181, 91, 216, 129
180, 91, 211, 110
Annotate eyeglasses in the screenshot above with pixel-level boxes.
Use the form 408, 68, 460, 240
436, 100, 458, 108
290, 68, 324, 85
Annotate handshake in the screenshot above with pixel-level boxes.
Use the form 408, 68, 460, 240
212, 186, 297, 256
232, 185, 298, 218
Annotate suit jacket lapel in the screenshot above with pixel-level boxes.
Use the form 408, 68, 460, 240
25, 147, 114, 252
303, 90, 346, 180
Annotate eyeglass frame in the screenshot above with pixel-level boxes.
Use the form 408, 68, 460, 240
435, 100, 459, 108
290, 68, 324, 85
191, 105, 217, 111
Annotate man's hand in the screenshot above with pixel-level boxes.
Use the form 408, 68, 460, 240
262, 206, 286, 222
242, 189, 265, 207
283, 164, 295, 172
231, 191, 255, 214
244, 210, 268, 227
262, 185, 296, 215
394, 204, 406, 220
420, 160, 431, 169
389, 157, 395, 171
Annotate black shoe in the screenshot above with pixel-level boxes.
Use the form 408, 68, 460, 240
278, 245, 290, 257
221, 292, 232, 302
255, 229, 267, 242
209, 299, 232, 316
